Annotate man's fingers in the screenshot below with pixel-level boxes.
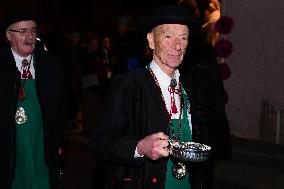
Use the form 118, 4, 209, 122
140, 132, 171, 160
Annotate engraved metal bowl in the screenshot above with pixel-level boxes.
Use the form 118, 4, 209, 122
169, 140, 211, 162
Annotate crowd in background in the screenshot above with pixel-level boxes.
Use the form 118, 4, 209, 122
0, 0, 231, 155
17, 14, 149, 136
0, 0, 230, 155
0, 1, 232, 188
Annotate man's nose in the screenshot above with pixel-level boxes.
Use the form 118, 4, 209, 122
172, 38, 182, 50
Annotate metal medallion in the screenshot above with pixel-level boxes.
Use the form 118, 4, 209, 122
170, 78, 177, 88
22, 59, 29, 66
172, 162, 187, 179
15, 107, 27, 124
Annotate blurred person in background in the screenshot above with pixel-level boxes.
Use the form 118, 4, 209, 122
112, 14, 145, 76
80, 34, 102, 135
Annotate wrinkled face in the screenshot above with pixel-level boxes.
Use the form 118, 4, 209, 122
6, 20, 37, 57
147, 24, 189, 75
147, 24, 189, 73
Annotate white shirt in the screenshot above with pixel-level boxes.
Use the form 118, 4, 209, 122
150, 60, 181, 119
12, 49, 35, 79
149, 60, 191, 126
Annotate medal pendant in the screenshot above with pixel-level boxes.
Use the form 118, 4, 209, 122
15, 107, 27, 124
170, 78, 177, 88
172, 162, 187, 179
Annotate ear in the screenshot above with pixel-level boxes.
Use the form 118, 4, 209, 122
6, 31, 11, 41
147, 32, 155, 50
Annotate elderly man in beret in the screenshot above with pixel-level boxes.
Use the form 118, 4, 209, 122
90, 4, 214, 189
0, 11, 66, 189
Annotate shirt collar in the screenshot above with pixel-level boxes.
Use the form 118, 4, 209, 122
11, 48, 32, 67
149, 60, 180, 89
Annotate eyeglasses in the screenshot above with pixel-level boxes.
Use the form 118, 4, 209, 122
8, 28, 38, 36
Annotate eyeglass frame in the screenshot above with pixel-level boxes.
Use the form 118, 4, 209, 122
8, 28, 38, 36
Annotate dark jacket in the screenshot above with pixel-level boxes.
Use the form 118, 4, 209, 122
90, 67, 213, 189
0, 44, 67, 189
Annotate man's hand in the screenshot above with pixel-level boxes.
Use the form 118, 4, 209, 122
137, 132, 169, 160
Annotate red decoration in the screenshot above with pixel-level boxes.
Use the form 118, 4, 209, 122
214, 38, 233, 58
213, 14, 234, 106
168, 86, 180, 114
152, 177, 158, 183
218, 63, 231, 80
22, 66, 33, 79
19, 84, 25, 100
171, 103, 178, 114
215, 16, 235, 34
19, 59, 33, 101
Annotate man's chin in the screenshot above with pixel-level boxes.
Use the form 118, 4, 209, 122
168, 59, 182, 67
20, 50, 34, 56
24, 47, 35, 53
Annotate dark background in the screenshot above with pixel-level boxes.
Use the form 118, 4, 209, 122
0, 0, 209, 35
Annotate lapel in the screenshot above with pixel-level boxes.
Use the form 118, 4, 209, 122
1, 45, 17, 70
1, 45, 21, 90
143, 68, 169, 135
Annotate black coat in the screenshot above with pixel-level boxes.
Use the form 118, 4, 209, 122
90, 67, 213, 189
0, 44, 67, 189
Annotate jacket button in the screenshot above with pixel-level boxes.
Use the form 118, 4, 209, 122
152, 177, 158, 183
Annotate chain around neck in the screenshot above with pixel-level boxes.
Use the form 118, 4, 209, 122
147, 65, 187, 141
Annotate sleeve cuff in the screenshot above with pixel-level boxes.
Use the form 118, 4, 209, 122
134, 146, 144, 158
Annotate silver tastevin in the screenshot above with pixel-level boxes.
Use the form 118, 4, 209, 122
169, 140, 211, 179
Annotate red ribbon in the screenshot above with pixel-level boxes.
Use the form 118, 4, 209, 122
19, 84, 25, 101
19, 60, 33, 101
168, 86, 180, 114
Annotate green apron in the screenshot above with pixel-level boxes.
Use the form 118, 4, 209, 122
165, 86, 191, 189
12, 79, 50, 189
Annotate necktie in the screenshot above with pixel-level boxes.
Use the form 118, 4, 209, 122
168, 78, 180, 114
19, 58, 32, 101
22, 58, 33, 79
